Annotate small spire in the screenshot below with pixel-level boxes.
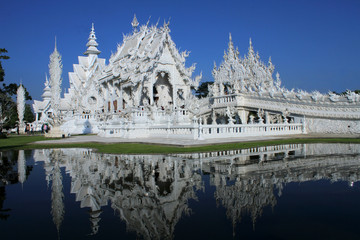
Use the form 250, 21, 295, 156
84, 23, 101, 56
42, 73, 51, 100
229, 32, 232, 42
131, 14, 139, 32
54, 36, 57, 51
248, 37, 255, 59
45, 73, 49, 87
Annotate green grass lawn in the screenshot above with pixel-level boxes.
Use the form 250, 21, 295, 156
1, 135, 360, 154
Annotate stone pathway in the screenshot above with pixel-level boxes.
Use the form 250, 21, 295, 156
32, 133, 359, 147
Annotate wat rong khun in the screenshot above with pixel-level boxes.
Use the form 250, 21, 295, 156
29, 16, 360, 140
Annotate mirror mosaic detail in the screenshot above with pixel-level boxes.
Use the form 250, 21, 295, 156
1, 143, 360, 239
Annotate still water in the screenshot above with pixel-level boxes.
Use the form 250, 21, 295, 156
1, 143, 360, 239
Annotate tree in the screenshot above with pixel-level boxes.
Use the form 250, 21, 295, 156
0, 48, 10, 83
193, 81, 213, 98
24, 104, 35, 123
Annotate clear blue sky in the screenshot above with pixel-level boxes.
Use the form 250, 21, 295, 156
1, 0, 359, 101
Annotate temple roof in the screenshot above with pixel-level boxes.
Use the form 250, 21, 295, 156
100, 20, 200, 87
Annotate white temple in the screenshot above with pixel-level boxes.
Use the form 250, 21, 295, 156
32, 16, 360, 138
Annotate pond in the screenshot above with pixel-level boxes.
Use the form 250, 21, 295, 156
1, 143, 360, 239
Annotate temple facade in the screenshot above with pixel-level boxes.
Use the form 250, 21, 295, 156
32, 16, 360, 138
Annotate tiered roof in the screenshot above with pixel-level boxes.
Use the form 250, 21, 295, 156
100, 18, 200, 87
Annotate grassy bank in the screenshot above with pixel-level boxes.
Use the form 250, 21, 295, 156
1, 135, 360, 154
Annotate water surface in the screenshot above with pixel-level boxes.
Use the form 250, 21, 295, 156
1, 143, 360, 239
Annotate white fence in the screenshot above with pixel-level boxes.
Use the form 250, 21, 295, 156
99, 122, 305, 140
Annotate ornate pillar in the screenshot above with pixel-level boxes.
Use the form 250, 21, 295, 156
119, 84, 123, 110
104, 86, 110, 112
150, 76, 154, 106
265, 111, 270, 124
237, 109, 249, 124
173, 85, 177, 109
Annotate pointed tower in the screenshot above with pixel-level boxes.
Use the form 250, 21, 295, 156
227, 33, 237, 60
84, 23, 101, 56
42, 73, 52, 100
131, 14, 139, 32
49, 38, 63, 116
248, 38, 256, 62
17, 84, 25, 128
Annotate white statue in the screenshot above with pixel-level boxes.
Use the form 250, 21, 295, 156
311, 91, 322, 102
328, 91, 340, 102
257, 108, 264, 124
345, 90, 359, 103
156, 84, 171, 108
226, 106, 235, 124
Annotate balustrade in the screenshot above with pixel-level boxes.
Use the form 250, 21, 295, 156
100, 122, 304, 139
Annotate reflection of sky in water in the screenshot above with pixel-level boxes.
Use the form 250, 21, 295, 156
1, 143, 360, 239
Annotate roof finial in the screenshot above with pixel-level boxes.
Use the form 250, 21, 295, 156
132, 14, 139, 32
84, 23, 101, 56
54, 36, 57, 51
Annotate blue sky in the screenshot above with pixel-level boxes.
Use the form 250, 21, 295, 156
1, 0, 359, 100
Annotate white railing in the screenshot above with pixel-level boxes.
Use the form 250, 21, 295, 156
199, 123, 304, 139
99, 122, 305, 139
213, 95, 237, 104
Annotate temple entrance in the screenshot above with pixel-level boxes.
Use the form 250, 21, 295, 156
153, 71, 173, 108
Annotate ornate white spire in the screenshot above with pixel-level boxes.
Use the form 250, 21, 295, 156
248, 38, 255, 61
49, 38, 63, 116
17, 84, 25, 126
131, 14, 139, 32
226, 33, 238, 62
84, 23, 101, 56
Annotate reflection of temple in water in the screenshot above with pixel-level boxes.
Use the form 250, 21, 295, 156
0, 150, 32, 220
34, 149, 204, 239
203, 143, 360, 231
32, 143, 360, 239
